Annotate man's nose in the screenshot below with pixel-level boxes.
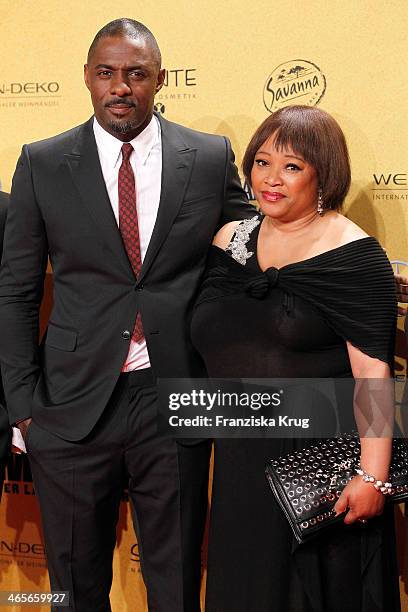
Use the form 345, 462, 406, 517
110, 76, 131, 96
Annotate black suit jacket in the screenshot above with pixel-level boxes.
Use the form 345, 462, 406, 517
0, 191, 7, 256
0, 115, 253, 441
0, 191, 10, 461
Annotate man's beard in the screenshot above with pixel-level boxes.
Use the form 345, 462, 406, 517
107, 119, 138, 135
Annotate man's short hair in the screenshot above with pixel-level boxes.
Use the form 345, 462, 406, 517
242, 105, 351, 212
87, 18, 162, 67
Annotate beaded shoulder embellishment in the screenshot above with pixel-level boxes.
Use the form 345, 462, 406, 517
225, 215, 261, 266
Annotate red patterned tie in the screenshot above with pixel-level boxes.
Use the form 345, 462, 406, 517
118, 143, 144, 342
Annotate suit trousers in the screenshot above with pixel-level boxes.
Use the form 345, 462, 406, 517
26, 369, 210, 612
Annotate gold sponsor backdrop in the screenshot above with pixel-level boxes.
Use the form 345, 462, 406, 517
0, 0, 407, 610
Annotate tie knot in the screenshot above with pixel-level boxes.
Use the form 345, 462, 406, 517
121, 143, 133, 162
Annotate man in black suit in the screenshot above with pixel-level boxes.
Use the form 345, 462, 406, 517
0, 19, 252, 612
0, 191, 9, 498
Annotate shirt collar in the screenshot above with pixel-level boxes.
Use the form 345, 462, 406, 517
93, 115, 161, 169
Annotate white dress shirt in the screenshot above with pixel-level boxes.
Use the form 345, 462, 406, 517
93, 115, 162, 371
12, 115, 163, 452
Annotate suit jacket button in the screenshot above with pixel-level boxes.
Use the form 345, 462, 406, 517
122, 330, 131, 340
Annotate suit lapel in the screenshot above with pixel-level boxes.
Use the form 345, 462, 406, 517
139, 115, 196, 282
64, 118, 134, 278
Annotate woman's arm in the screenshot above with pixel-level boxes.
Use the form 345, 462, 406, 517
334, 343, 394, 523
212, 221, 241, 249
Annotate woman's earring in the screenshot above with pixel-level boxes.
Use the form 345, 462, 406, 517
317, 188, 324, 216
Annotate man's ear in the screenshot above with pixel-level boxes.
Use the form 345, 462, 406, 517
156, 68, 166, 93
84, 64, 91, 91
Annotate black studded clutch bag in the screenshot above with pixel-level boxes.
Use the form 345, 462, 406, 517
265, 433, 408, 544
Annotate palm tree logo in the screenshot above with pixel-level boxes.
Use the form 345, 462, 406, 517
287, 65, 306, 79
263, 59, 326, 112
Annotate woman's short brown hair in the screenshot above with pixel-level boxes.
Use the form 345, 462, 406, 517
242, 105, 351, 211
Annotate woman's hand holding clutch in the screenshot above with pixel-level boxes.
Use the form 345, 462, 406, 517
334, 475, 386, 524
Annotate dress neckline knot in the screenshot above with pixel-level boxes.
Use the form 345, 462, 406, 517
245, 268, 279, 299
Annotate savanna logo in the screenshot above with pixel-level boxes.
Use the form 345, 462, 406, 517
263, 60, 326, 113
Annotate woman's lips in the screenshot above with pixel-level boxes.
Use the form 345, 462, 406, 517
261, 191, 285, 202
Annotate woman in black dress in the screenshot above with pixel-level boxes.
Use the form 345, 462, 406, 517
191, 106, 400, 612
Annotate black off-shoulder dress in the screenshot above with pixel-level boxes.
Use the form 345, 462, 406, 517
191, 214, 400, 612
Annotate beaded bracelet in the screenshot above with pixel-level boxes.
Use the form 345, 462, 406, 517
355, 465, 393, 495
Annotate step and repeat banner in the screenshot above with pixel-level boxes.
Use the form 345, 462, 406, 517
0, 1, 407, 610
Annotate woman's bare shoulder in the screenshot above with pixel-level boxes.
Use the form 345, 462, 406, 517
327, 213, 369, 244
212, 221, 242, 250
